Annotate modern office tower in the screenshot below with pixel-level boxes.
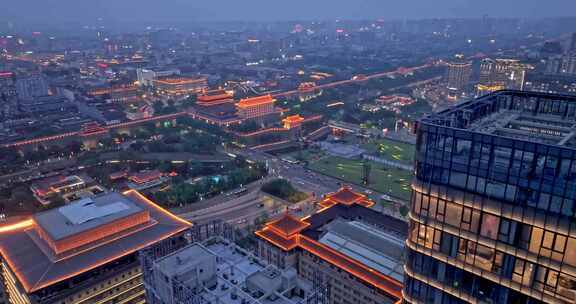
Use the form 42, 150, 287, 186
445, 55, 472, 99
0, 191, 190, 304
405, 91, 576, 304
256, 186, 406, 304
569, 33, 576, 54
15, 74, 49, 101
560, 54, 576, 75
540, 41, 564, 59
0, 72, 16, 98
476, 59, 530, 95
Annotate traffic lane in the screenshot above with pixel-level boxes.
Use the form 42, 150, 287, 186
189, 198, 283, 226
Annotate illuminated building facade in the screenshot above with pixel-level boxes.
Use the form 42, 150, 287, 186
476, 59, 530, 96
445, 55, 472, 98
188, 90, 241, 126
405, 91, 576, 304
136, 68, 180, 87
153, 77, 208, 97
87, 85, 141, 103
236, 95, 279, 121
256, 186, 405, 304
0, 191, 190, 304
30, 174, 90, 205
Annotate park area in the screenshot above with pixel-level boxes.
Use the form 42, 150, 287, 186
361, 138, 416, 165
307, 156, 413, 201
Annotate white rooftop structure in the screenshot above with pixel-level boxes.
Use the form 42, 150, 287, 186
319, 219, 405, 282
59, 198, 130, 225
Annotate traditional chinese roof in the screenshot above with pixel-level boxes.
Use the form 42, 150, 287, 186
236, 95, 275, 108
255, 202, 403, 302
282, 115, 305, 124
319, 185, 374, 208
197, 90, 234, 105
154, 77, 207, 85
267, 212, 310, 237
129, 170, 162, 184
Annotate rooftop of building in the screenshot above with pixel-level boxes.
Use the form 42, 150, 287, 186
153, 76, 207, 85
282, 115, 305, 124
154, 243, 214, 278
30, 174, 91, 197
34, 193, 143, 241
255, 186, 406, 301
318, 219, 405, 282
129, 170, 163, 184
0, 190, 190, 293
155, 240, 311, 304
237, 95, 275, 108
319, 185, 374, 208
197, 89, 234, 103
422, 90, 576, 149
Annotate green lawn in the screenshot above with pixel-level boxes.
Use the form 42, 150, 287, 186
361, 138, 415, 165
307, 156, 413, 201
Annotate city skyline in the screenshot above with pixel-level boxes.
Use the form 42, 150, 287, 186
0, 0, 575, 26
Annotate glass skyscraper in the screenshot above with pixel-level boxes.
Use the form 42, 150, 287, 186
404, 91, 576, 304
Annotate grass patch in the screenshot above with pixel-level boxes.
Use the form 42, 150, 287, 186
361, 138, 415, 165
307, 156, 412, 201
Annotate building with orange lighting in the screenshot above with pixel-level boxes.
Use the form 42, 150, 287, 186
0, 191, 190, 304
30, 174, 92, 205
153, 76, 208, 97
87, 85, 141, 103
236, 95, 281, 122
127, 170, 167, 191
255, 186, 406, 304
188, 90, 242, 126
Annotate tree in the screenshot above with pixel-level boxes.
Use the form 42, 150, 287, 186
261, 179, 307, 203
399, 205, 409, 217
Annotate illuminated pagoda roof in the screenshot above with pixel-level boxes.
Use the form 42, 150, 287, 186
282, 114, 304, 124
0, 191, 190, 293
319, 185, 374, 208
236, 95, 275, 108
267, 212, 310, 237
196, 89, 234, 106
154, 77, 206, 85
282, 114, 305, 129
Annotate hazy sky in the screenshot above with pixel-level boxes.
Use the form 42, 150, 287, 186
1, 0, 575, 24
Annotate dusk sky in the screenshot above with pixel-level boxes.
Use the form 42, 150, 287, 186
1, 0, 575, 24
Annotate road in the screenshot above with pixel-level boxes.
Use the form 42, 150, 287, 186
271, 64, 431, 98
176, 185, 314, 228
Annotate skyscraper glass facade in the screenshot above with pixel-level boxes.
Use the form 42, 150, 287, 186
405, 91, 576, 304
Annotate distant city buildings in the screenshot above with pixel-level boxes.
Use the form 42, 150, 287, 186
445, 54, 472, 99
136, 68, 181, 87
524, 73, 576, 95
476, 58, 530, 96
15, 74, 49, 101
